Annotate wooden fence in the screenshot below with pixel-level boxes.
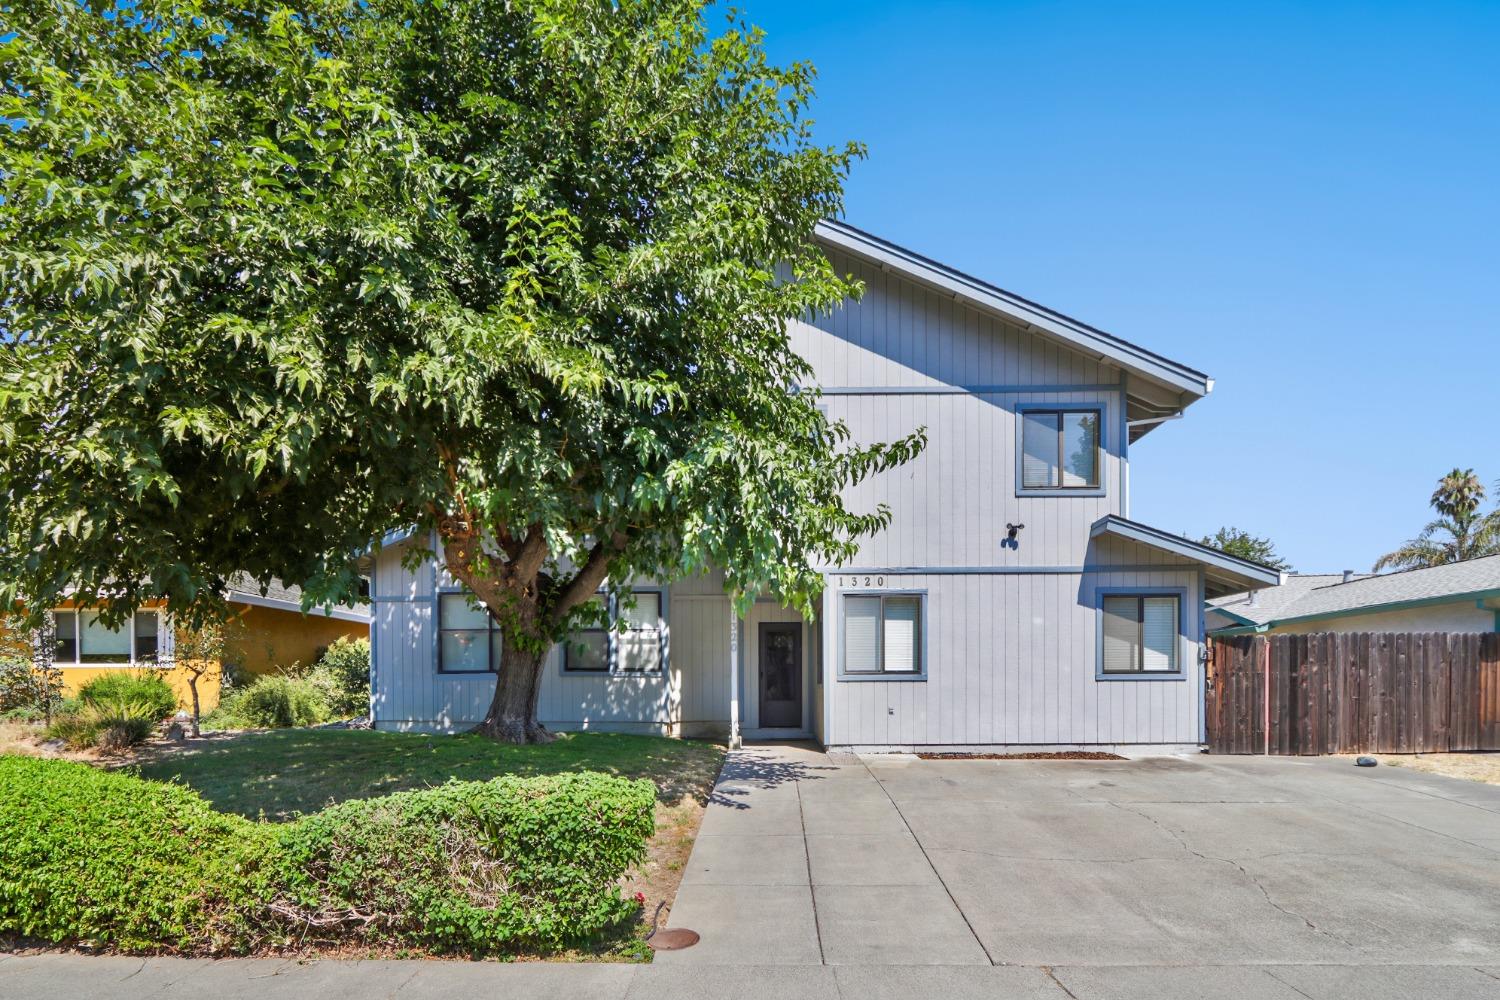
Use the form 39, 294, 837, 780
1206, 632, 1500, 755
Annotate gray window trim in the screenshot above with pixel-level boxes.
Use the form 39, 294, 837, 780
1015, 401, 1107, 498
434, 588, 501, 674
1094, 586, 1188, 681
836, 588, 929, 682
559, 587, 669, 677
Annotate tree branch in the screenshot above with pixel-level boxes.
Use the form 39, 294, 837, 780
549, 532, 627, 627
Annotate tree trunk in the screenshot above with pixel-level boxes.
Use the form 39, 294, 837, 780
188, 672, 202, 738
474, 644, 552, 743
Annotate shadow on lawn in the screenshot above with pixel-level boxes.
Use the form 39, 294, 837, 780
134, 728, 724, 821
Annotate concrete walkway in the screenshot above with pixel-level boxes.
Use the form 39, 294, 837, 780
6, 746, 1500, 999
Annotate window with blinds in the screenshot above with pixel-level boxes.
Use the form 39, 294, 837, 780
843, 594, 924, 675
1100, 594, 1180, 674
1020, 408, 1101, 491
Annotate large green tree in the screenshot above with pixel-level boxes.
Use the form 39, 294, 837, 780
0, 0, 923, 741
1372, 468, 1500, 571
1199, 526, 1292, 572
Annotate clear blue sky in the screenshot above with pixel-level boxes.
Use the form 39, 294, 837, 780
745, 0, 1498, 573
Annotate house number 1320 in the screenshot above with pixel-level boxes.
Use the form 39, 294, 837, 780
838, 576, 885, 588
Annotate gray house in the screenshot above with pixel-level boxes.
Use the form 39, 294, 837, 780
368, 222, 1279, 751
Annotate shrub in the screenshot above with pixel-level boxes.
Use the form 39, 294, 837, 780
0, 657, 64, 719
210, 674, 330, 730
77, 671, 177, 721
44, 696, 163, 752
0, 758, 655, 957
308, 637, 370, 718
0, 756, 269, 952
265, 772, 657, 952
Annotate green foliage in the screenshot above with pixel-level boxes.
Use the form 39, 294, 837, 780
0, 756, 269, 951
0, 0, 922, 737
1199, 527, 1292, 572
0, 756, 654, 955
77, 671, 178, 721
267, 773, 655, 952
308, 637, 371, 718
1373, 468, 1500, 571
0, 614, 65, 721
209, 674, 331, 730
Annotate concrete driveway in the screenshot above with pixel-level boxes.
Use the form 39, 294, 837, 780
656, 743, 1500, 998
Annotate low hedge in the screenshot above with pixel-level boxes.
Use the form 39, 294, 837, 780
0, 756, 656, 956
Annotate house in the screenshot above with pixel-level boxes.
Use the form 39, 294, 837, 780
1206, 556, 1500, 637
368, 221, 1280, 751
13, 576, 370, 711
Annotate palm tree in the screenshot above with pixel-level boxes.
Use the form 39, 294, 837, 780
1372, 468, 1500, 571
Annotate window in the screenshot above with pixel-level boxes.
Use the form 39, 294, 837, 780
438, 593, 501, 673
1020, 408, 1101, 491
1100, 594, 1181, 675
561, 591, 665, 675
842, 594, 923, 676
49, 609, 158, 665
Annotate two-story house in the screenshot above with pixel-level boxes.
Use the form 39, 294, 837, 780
367, 222, 1280, 751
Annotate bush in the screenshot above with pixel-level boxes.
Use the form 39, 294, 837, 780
209, 674, 330, 730
77, 671, 178, 721
44, 696, 163, 752
0, 757, 656, 956
308, 637, 370, 718
0, 656, 63, 719
0, 756, 269, 952
267, 773, 657, 952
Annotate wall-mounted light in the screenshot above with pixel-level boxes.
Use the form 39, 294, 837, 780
1006, 522, 1025, 541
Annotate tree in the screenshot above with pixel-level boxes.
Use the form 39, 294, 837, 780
0, 1, 924, 742
1199, 527, 1292, 572
165, 614, 245, 738
1372, 468, 1500, 571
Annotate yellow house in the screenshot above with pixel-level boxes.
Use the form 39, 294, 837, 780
14, 577, 369, 712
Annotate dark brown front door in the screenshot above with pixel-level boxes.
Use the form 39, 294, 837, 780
758, 623, 803, 729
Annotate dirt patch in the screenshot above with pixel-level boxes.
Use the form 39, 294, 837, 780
620, 749, 723, 947
1350, 752, 1500, 787
916, 750, 1126, 761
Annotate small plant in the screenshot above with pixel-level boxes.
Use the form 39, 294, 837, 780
308, 637, 370, 718
77, 671, 177, 722
45, 696, 162, 753
0, 612, 65, 723
168, 615, 246, 737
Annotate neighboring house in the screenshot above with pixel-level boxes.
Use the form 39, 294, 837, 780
1207, 556, 1500, 637
10, 576, 369, 711
369, 221, 1280, 751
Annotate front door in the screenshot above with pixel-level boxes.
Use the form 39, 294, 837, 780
758, 622, 803, 729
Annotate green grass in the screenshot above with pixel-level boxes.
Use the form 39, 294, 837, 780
133, 729, 724, 821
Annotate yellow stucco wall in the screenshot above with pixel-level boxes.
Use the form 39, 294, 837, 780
57, 663, 224, 714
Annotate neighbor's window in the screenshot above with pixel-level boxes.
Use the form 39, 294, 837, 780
50, 609, 158, 664
1021, 408, 1100, 490
842, 594, 923, 675
438, 592, 501, 673
564, 594, 610, 672
1101, 594, 1180, 674
563, 591, 664, 674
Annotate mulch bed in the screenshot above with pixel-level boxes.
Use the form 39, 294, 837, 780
915, 751, 1126, 761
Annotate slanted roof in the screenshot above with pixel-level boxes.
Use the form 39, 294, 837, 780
1207, 555, 1500, 632
227, 574, 370, 623
1089, 515, 1284, 597
814, 220, 1213, 438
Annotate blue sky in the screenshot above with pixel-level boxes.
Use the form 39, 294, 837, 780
745, 0, 1498, 573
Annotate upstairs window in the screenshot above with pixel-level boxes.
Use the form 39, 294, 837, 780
842, 594, 923, 676
438, 593, 501, 673
1100, 594, 1181, 675
1020, 408, 1101, 491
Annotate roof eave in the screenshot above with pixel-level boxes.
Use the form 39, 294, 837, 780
1090, 515, 1284, 595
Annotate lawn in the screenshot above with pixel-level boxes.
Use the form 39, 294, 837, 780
134, 728, 723, 820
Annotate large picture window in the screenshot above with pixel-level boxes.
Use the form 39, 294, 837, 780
841, 594, 923, 676
50, 609, 160, 665
438, 593, 501, 673
1100, 594, 1181, 675
1020, 407, 1101, 492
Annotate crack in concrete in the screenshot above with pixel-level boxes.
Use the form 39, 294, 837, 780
1111, 801, 1357, 951
796, 778, 827, 966
117, 957, 148, 982
1263, 967, 1319, 1000
388, 965, 423, 998
1040, 965, 1080, 998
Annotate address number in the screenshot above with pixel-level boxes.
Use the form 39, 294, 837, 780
837, 576, 886, 588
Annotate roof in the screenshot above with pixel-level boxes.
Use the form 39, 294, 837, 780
227, 575, 371, 624
813, 220, 1213, 436
1089, 515, 1284, 597
1207, 555, 1500, 632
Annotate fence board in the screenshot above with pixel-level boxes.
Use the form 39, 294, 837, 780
1207, 631, 1500, 755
